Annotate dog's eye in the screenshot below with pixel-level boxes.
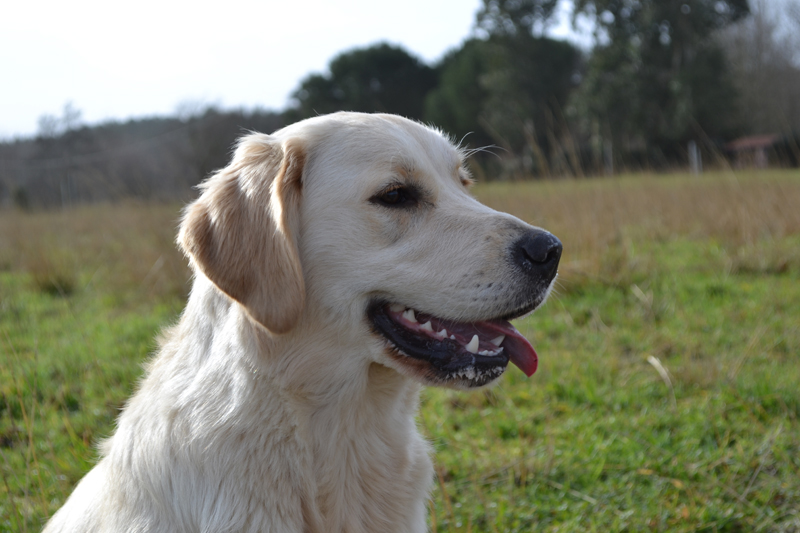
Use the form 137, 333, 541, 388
382, 188, 402, 204
372, 186, 417, 208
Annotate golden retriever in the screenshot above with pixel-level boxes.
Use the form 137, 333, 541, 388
43, 112, 561, 533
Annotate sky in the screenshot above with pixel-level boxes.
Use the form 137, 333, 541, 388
1, 0, 587, 139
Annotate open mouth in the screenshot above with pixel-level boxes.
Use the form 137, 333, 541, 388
368, 301, 539, 386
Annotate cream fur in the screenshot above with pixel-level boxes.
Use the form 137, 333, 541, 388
44, 112, 551, 533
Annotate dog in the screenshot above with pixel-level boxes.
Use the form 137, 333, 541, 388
43, 112, 562, 533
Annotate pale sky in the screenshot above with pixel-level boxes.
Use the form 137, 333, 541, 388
1, 0, 586, 139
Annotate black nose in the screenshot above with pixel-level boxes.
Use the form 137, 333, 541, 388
512, 230, 562, 282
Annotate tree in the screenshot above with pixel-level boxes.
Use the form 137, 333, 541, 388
571, 0, 749, 163
717, 0, 800, 135
287, 43, 437, 121
475, 0, 559, 37
37, 101, 83, 138
424, 39, 495, 149
425, 34, 580, 176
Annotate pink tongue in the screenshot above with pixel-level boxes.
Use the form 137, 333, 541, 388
479, 320, 538, 377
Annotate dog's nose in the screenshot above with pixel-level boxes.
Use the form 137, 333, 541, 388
512, 230, 562, 282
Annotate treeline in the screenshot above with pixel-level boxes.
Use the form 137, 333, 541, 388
2, 0, 800, 209
0, 109, 283, 209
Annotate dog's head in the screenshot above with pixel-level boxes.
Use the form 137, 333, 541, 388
179, 112, 561, 389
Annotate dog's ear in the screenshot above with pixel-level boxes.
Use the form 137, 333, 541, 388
178, 135, 305, 334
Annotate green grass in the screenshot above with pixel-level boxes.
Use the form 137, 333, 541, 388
422, 237, 800, 532
0, 273, 183, 532
1, 172, 799, 532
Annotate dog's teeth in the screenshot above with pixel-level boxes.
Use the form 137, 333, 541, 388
450, 335, 456, 340
489, 335, 505, 346
437, 328, 448, 339
389, 303, 404, 313
420, 321, 433, 332
402, 309, 417, 323
479, 350, 489, 356
465, 335, 479, 354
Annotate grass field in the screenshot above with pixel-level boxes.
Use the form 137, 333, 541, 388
1, 169, 799, 532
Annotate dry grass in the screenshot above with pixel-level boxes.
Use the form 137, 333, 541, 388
0, 201, 189, 301
3, 170, 797, 303
474, 169, 800, 284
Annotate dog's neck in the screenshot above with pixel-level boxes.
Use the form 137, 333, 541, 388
162, 275, 431, 530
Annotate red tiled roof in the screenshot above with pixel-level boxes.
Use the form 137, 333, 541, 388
726, 134, 779, 151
